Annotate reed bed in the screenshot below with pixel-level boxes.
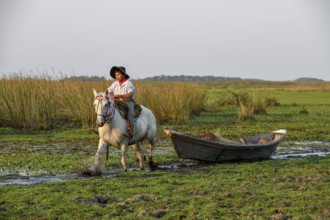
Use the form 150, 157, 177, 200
1, 75, 327, 129
203, 81, 330, 91
279, 82, 330, 92
135, 81, 205, 123
231, 92, 268, 121
0, 76, 57, 129
0, 76, 205, 129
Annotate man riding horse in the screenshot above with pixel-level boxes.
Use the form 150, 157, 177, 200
108, 66, 136, 138
93, 66, 156, 171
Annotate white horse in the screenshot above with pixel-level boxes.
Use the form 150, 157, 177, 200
93, 89, 157, 171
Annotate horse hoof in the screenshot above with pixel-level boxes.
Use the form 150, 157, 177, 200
124, 169, 127, 172
148, 161, 157, 171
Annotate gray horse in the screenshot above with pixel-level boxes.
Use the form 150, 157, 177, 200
93, 89, 157, 171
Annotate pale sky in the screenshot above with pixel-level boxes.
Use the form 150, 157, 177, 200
1, 0, 329, 81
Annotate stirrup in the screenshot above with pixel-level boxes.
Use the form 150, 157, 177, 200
124, 130, 133, 138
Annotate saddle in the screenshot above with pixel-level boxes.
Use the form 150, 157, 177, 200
114, 99, 142, 119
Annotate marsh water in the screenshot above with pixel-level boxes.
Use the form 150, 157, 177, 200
1, 141, 329, 186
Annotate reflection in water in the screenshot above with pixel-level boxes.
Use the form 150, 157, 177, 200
0, 173, 81, 186
0, 141, 329, 186
272, 141, 330, 159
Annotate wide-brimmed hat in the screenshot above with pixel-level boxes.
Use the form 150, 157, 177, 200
110, 66, 130, 79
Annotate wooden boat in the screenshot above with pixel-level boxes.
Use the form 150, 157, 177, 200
164, 128, 286, 162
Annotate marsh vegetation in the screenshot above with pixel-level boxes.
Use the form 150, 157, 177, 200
0, 76, 330, 219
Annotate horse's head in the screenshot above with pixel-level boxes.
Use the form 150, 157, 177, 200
93, 89, 114, 127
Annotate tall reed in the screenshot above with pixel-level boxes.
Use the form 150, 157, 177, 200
231, 92, 268, 121
0, 76, 205, 129
135, 82, 205, 123
0, 75, 57, 129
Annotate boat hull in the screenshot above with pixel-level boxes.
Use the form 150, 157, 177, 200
166, 130, 285, 162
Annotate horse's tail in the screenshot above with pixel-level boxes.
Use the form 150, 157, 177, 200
140, 105, 157, 164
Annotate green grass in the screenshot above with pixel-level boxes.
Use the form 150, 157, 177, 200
1, 156, 329, 219
201, 84, 330, 141
0, 127, 97, 143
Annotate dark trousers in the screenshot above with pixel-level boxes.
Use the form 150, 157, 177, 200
126, 99, 136, 132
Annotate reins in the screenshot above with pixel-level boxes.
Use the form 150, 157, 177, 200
96, 96, 115, 124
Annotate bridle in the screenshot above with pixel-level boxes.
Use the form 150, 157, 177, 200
95, 95, 115, 125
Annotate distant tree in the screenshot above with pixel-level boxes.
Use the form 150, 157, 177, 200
140, 75, 243, 82
294, 77, 324, 82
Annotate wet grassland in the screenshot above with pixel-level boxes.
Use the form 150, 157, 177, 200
1, 81, 330, 219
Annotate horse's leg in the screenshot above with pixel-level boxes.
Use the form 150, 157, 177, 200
147, 140, 158, 171
95, 139, 108, 164
133, 142, 144, 170
120, 143, 128, 172
148, 141, 155, 163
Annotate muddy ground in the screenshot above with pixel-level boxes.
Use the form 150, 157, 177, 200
1, 140, 329, 186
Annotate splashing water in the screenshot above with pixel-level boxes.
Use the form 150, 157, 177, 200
80, 158, 108, 176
